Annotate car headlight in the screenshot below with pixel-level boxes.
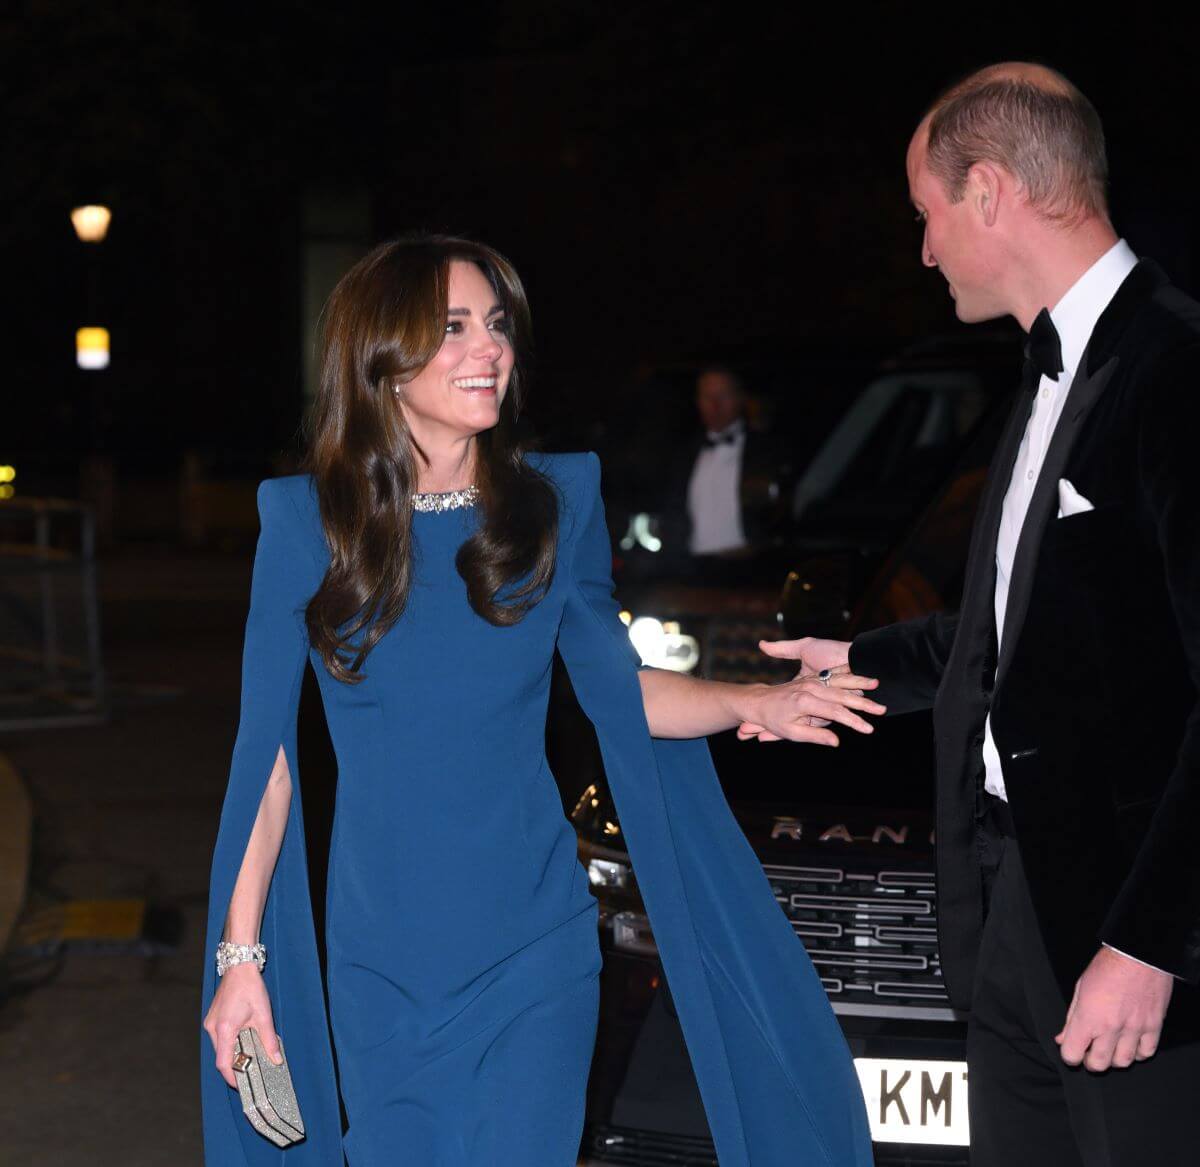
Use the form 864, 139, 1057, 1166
587, 857, 631, 890
612, 910, 658, 956
627, 615, 701, 673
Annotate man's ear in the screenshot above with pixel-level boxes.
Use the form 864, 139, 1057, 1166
969, 162, 1003, 227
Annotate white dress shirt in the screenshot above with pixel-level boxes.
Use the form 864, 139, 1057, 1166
687, 419, 749, 555
983, 238, 1138, 801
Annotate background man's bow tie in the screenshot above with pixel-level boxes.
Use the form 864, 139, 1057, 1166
704, 430, 740, 447
1023, 307, 1065, 390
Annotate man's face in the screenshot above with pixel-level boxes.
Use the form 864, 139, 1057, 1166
907, 126, 1006, 323
696, 371, 744, 433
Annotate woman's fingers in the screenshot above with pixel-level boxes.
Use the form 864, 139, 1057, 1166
807, 681, 886, 716
253, 1010, 284, 1066
211, 1021, 242, 1088
807, 699, 875, 735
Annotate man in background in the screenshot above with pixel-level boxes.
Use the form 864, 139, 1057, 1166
663, 366, 791, 568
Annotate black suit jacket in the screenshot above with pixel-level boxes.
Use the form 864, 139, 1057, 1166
662, 429, 793, 554
851, 261, 1200, 1030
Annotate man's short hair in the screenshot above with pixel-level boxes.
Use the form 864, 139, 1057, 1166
696, 364, 746, 395
925, 65, 1108, 223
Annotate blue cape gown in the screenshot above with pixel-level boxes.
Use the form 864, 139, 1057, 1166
200, 453, 872, 1166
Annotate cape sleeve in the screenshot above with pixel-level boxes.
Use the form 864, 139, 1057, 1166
200, 478, 343, 1166
555, 452, 873, 1167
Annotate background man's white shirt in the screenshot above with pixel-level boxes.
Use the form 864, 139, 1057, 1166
687, 420, 748, 554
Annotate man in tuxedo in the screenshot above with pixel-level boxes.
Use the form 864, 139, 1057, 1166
662, 366, 791, 567
754, 63, 1200, 1164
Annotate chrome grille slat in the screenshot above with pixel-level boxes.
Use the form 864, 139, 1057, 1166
765, 861, 949, 1008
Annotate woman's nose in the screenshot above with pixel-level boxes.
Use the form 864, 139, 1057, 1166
472, 330, 502, 361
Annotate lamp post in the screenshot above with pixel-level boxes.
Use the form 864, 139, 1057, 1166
71, 204, 112, 444
72, 203, 114, 541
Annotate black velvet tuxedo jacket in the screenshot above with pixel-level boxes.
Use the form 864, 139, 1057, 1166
850, 261, 1200, 1032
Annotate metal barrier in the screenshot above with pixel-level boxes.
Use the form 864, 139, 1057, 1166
0, 498, 107, 730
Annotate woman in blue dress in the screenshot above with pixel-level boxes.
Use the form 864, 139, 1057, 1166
201, 235, 881, 1167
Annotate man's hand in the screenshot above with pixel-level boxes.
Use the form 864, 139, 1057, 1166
758, 637, 852, 678
1055, 946, 1174, 1071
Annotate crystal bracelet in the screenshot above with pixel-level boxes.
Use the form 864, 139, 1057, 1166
216, 940, 267, 977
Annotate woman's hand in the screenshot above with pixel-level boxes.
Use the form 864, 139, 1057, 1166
203, 963, 283, 1087
735, 673, 884, 745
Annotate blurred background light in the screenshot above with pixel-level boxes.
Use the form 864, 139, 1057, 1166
76, 327, 110, 370
70, 205, 112, 243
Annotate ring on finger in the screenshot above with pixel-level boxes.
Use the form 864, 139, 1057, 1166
817, 668, 833, 687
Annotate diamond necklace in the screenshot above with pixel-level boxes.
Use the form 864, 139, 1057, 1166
411, 484, 480, 513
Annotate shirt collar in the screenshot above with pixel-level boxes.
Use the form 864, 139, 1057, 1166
1049, 239, 1138, 383
705, 418, 746, 443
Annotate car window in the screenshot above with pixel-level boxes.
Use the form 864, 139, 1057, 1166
793, 372, 990, 521
852, 390, 1013, 630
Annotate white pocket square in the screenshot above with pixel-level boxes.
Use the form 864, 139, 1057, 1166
1057, 478, 1095, 519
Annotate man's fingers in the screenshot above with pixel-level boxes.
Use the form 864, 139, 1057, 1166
1111, 1030, 1140, 1070
1135, 1028, 1161, 1062
757, 638, 808, 660
1083, 1030, 1118, 1073
1057, 1012, 1090, 1066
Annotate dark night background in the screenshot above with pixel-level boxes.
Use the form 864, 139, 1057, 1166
3, 8, 1200, 1162
3, 2, 1199, 503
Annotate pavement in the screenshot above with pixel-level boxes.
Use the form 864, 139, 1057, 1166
0, 754, 32, 956
0, 550, 254, 1167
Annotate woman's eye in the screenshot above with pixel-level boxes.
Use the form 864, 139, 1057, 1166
444, 321, 463, 336
488, 317, 509, 335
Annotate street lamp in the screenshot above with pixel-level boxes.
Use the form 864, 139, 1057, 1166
71, 205, 112, 243
76, 327, 111, 370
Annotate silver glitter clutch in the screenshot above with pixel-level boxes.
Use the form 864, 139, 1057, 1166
232, 1027, 306, 1147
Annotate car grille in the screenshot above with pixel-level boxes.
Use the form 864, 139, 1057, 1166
585, 1123, 717, 1167
701, 616, 796, 684
763, 863, 948, 1008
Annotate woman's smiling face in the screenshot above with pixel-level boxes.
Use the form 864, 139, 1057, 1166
395, 259, 515, 444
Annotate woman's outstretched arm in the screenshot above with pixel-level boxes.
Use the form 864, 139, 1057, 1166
637, 667, 884, 743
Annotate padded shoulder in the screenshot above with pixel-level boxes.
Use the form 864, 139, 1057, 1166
257, 474, 328, 572
525, 451, 602, 543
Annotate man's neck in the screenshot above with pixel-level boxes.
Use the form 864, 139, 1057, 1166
1009, 217, 1121, 331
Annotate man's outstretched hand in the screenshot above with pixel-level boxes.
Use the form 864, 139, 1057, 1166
1056, 946, 1174, 1071
757, 637, 852, 678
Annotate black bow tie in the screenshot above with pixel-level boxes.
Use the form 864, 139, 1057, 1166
1023, 307, 1064, 391
704, 430, 740, 448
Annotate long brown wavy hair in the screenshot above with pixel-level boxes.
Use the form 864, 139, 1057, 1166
302, 234, 558, 683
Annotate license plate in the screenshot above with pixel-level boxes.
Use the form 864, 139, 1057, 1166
854, 1058, 970, 1146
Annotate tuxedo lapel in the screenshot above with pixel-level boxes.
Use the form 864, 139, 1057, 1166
956, 389, 1033, 633
995, 352, 1120, 686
